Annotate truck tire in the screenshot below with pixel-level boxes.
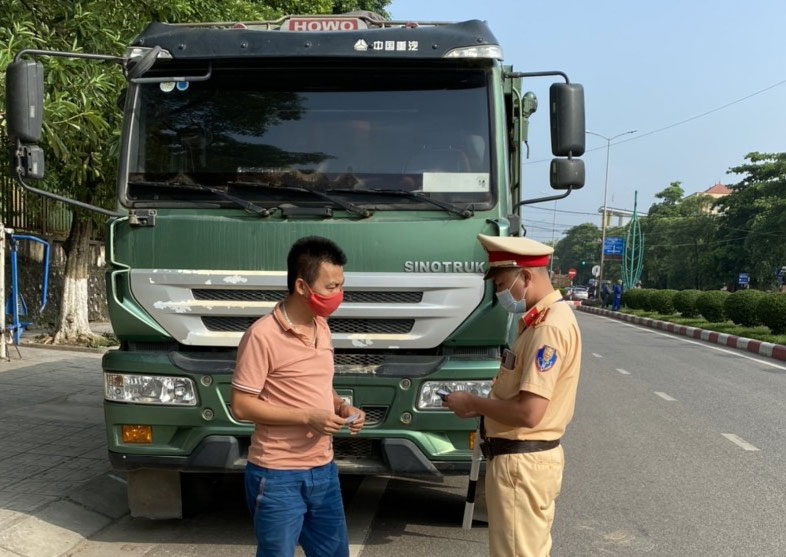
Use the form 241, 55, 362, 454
127, 469, 183, 519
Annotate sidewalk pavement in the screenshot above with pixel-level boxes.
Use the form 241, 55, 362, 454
0, 346, 128, 557
578, 305, 786, 362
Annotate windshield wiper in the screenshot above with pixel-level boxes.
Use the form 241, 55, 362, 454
326, 188, 474, 218
229, 181, 373, 218
129, 180, 273, 217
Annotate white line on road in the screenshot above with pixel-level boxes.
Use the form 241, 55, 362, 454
587, 314, 786, 371
616, 368, 631, 375
108, 474, 127, 485
654, 391, 677, 401
347, 476, 389, 557
722, 433, 760, 451
592, 352, 603, 358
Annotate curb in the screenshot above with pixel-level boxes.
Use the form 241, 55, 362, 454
18, 342, 110, 355
576, 305, 786, 362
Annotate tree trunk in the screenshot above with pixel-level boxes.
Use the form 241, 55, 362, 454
52, 214, 98, 344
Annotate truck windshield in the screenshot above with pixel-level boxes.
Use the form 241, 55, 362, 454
125, 65, 493, 210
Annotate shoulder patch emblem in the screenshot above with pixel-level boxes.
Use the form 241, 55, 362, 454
536, 345, 558, 372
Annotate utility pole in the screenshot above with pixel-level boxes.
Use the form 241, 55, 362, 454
586, 129, 636, 297
549, 200, 557, 274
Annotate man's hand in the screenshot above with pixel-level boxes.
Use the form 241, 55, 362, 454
338, 404, 366, 435
307, 409, 347, 435
443, 392, 479, 419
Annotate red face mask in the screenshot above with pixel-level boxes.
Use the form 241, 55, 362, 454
304, 284, 343, 317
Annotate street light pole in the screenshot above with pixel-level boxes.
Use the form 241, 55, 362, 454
586, 129, 636, 297
549, 199, 557, 274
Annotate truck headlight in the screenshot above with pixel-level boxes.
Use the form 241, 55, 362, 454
105, 373, 198, 406
417, 380, 493, 410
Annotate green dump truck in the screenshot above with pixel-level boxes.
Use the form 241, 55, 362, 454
5, 12, 585, 518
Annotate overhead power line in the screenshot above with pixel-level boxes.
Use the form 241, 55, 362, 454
524, 77, 786, 165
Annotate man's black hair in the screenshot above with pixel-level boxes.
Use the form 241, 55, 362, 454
287, 236, 347, 294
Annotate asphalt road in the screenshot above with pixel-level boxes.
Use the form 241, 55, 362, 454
68, 310, 786, 556
554, 311, 786, 556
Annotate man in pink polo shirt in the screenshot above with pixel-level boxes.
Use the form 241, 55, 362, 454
231, 236, 365, 557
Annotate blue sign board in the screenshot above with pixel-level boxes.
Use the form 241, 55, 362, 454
738, 272, 749, 285
603, 237, 625, 256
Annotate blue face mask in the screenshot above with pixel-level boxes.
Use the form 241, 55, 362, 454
496, 273, 528, 314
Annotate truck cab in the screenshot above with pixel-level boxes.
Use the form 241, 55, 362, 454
5, 12, 584, 518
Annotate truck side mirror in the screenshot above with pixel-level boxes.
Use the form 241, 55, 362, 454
550, 158, 584, 190
5, 60, 44, 143
549, 83, 585, 157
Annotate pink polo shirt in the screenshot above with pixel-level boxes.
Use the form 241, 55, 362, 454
232, 303, 335, 470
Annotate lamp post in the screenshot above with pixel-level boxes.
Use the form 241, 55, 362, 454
549, 199, 557, 273
586, 129, 636, 296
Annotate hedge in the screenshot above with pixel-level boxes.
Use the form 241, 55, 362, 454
638, 289, 657, 312
757, 293, 786, 334
650, 289, 677, 315
621, 289, 637, 308
696, 291, 730, 323
673, 290, 702, 317
724, 289, 766, 327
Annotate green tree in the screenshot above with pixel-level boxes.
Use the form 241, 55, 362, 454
0, 0, 390, 343
713, 152, 786, 289
640, 181, 719, 290
553, 223, 600, 284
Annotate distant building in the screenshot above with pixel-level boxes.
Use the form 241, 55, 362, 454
597, 206, 634, 228
684, 183, 732, 214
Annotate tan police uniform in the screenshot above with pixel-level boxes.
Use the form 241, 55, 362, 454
478, 234, 582, 557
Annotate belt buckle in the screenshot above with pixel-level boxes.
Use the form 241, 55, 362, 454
480, 441, 493, 460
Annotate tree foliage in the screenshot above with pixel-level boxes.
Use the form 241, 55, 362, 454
714, 152, 786, 288
554, 152, 786, 293
552, 222, 599, 284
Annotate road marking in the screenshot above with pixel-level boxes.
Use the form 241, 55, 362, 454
347, 476, 388, 557
722, 433, 760, 451
108, 474, 127, 485
586, 314, 786, 371
616, 368, 631, 375
592, 352, 603, 358
654, 391, 676, 401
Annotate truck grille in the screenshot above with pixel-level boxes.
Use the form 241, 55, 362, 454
334, 353, 385, 367
333, 438, 382, 460
202, 317, 414, 334
193, 289, 423, 304
360, 406, 388, 427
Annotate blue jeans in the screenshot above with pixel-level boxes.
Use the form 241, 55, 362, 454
245, 461, 349, 557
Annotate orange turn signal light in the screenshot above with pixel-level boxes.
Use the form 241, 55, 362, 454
122, 424, 152, 444
469, 431, 476, 450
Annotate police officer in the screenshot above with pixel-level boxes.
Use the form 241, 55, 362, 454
444, 234, 582, 557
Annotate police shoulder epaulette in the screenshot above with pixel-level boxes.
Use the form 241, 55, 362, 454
532, 307, 550, 327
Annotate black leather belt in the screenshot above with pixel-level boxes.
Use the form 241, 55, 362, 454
480, 437, 560, 460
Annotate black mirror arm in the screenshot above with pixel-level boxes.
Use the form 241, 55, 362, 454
516, 186, 573, 209
14, 48, 124, 65
13, 141, 123, 218
504, 70, 570, 84
14, 173, 124, 218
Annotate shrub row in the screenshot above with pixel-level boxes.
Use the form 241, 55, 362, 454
620, 288, 786, 334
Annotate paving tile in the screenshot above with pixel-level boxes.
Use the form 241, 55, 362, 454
0, 492, 57, 513
0, 500, 110, 557
66, 474, 129, 519
4, 480, 76, 497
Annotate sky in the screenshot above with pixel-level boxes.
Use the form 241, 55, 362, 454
389, 0, 786, 243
